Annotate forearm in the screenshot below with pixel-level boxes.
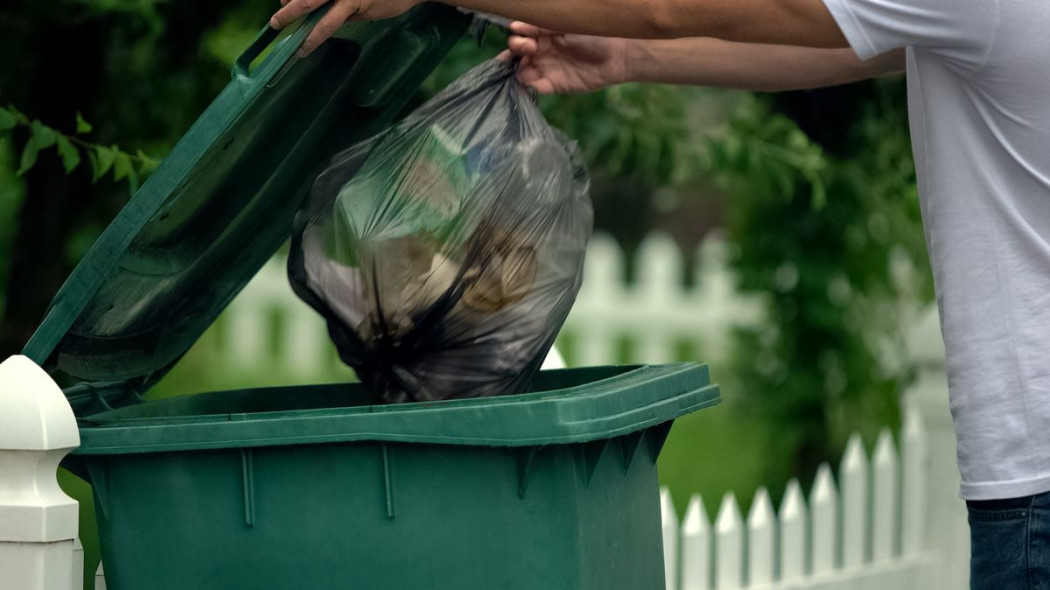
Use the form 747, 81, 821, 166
445, 0, 846, 46
625, 38, 905, 91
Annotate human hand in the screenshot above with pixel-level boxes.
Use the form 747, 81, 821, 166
499, 22, 632, 95
270, 0, 421, 57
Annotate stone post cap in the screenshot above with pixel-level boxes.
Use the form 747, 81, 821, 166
0, 355, 80, 451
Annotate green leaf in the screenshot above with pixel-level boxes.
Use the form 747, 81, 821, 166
113, 151, 133, 182
0, 107, 15, 132
126, 166, 140, 196
56, 135, 81, 173
30, 121, 57, 149
76, 112, 93, 134
7, 106, 29, 125
92, 144, 117, 182
17, 140, 41, 176
16, 122, 58, 175
136, 150, 159, 175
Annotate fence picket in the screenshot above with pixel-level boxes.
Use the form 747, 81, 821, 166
841, 434, 869, 569
715, 492, 744, 590
95, 563, 106, 590
778, 478, 807, 583
747, 487, 775, 587
681, 495, 711, 590
72, 536, 83, 590
810, 463, 838, 576
284, 295, 330, 375
872, 429, 899, 562
901, 402, 927, 557
662, 488, 680, 590
226, 286, 270, 370
571, 234, 625, 366
635, 233, 684, 364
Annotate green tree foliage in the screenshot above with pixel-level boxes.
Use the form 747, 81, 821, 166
708, 82, 931, 486
0, 0, 271, 357
0, 106, 159, 193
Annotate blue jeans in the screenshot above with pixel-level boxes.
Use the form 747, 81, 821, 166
968, 490, 1050, 589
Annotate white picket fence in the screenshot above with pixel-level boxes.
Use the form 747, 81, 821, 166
0, 232, 968, 590
218, 231, 763, 377
659, 408, 932, 590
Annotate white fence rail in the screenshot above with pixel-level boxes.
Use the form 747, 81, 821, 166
0, 232, 967, 590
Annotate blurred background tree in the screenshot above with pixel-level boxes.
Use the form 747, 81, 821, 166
1, 2, 933, 585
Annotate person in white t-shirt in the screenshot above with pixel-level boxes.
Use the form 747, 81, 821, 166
272, 0, 1050, 585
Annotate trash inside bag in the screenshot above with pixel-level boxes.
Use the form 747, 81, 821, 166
289, 59, 593, 404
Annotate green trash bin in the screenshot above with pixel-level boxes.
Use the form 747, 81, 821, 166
23, 6, 721, 590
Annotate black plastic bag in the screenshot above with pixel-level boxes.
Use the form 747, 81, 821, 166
289, 59, 593, 403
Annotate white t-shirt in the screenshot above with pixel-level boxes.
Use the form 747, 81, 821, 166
822, 0, 1050, 500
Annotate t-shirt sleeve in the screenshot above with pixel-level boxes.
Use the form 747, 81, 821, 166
822, 0, 998, 70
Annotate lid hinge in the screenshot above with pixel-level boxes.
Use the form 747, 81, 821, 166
64, 380, 143, 417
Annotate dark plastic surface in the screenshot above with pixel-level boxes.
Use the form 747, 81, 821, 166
22, 5, 471, 416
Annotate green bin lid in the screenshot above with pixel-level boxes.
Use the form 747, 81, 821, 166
21, 5, 472, 416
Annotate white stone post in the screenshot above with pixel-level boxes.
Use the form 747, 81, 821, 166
0, 356, 82, 590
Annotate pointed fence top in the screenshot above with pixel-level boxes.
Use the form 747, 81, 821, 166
747, 487, 774, 528
903, 401, 925, 440
0, 356, 79, 451
780, 478, 806, 520
811, 463, 837, 503
683, 494, 711, 535
715, 492, 742, 534
662, 487, 678, 526
841, 434, 867, 472
873, 429, 897, 467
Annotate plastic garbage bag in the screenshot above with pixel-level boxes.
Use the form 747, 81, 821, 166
289, 59, 593, 404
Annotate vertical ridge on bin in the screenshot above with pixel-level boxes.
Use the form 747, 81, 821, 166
85, 459, 111, 521
382, 443, 396, 519
646, 422, 674, 464
516, 447, 539, 499
241, 448, 256, 527
574, 439, 609, 486
620, 431, 645, 473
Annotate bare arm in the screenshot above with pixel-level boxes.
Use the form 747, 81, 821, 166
627, 39, 905, 91
272, 0, 849, 57
501, 23, 903, 96
445, 0, 846, 45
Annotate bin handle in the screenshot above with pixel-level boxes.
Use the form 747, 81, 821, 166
233, 25, 282, 79
233, 6, 331, 79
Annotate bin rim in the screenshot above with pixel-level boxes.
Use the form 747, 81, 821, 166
73, 363, 720, 454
